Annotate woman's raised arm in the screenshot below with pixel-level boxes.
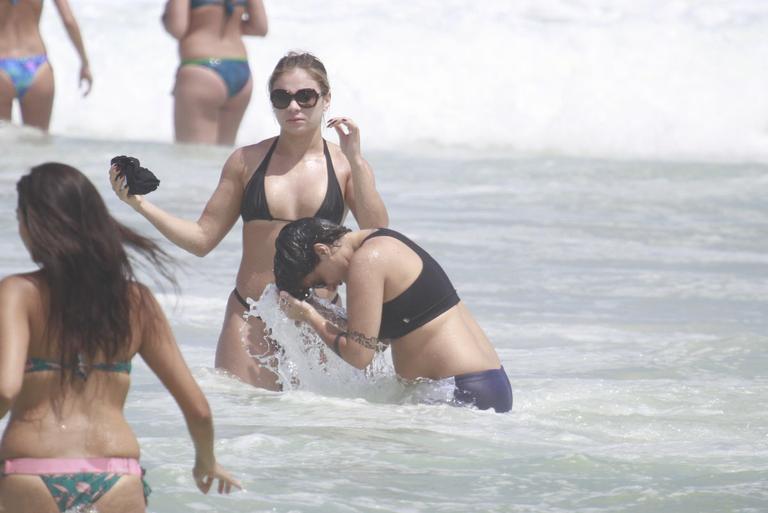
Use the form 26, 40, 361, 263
328, 117, 389, 229
109, 149, 246, 257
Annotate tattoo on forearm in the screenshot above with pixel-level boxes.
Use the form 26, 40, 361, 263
344, 330, 389, 351
307, 296, 389, 352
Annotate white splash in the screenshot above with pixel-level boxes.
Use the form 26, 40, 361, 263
35, 0, 768, 161
241, 285, 455, 405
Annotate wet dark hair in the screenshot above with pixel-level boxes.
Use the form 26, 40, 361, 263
268, 51, 330, 96
16, 162, 176, 382
274, 217, 350, 299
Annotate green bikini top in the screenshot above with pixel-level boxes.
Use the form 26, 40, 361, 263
26, 355, 131, 380
190, 0, 246, 15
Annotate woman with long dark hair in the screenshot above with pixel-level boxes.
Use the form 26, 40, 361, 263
0, 163, 239, 512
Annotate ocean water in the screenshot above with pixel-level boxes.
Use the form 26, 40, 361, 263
2, 0, 768, 512
28, 0, 768, 161
1, 134, 767, 513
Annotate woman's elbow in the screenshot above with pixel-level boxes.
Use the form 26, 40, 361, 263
191, 246, 210, 258
188, 239, 215, 257
161, 15, 186, 39
359, 213, 388, 230
347, 353, 374, 370
0, 388, 18, 414
163, 23, 186, 39
244, 22, 268, 36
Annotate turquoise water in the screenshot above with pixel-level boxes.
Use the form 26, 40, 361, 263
1, 133, 767, 512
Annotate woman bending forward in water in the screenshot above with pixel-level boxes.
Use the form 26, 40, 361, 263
274, 218, 512, 413
111, 52, 388, 390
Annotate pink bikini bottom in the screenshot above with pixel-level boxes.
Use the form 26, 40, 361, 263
2, 457, 142, 475
1, 457, 149, 512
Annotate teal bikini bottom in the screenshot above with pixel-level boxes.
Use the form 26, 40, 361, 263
1, 457, 150, 512
41, 471, 151, 512
180, 57, 251, 97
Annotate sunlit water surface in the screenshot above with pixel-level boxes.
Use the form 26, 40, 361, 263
1, 133, 767, 512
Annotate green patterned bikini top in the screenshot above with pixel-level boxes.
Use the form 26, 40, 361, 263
26, 354, 131, 380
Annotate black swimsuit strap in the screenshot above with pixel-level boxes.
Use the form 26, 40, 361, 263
317, 140, 345, 224
256, 137, 280, 184
232, 288, 249, 309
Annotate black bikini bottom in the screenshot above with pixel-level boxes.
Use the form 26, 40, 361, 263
453, 366, 513, 413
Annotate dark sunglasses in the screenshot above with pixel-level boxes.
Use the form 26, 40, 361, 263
270, 88, 321, 109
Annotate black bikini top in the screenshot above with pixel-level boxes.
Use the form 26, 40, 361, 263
362, 229, 460, 340
241, 138, 345, 224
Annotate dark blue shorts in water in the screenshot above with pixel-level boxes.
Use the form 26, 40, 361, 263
453, 366, 513, 413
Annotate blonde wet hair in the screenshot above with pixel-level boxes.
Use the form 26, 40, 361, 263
268, 51, 330, 96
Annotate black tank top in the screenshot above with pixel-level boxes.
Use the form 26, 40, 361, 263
240, 138, 345, 223
362, 229, 460, 339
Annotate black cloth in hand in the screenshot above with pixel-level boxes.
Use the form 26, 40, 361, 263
111, 155, 160, 195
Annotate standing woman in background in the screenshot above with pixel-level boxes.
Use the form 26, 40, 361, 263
0, 163, 239, 512
110, 52, 389, 390
163, 0, 268, 145
0, 0, 92, 131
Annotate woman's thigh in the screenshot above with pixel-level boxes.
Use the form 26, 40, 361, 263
217, 78, 253, 145
214, 292, 281, 390
19, 63, 54, 131
0, 71, 14, 121
173, 65, 228, 144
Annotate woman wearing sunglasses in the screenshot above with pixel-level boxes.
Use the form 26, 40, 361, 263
274, 218, 512, 413
162, 0, 268, 145
110, 51, 389, 390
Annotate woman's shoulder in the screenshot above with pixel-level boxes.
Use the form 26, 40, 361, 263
234, 137, 279, 170
0, 272, 44, 315
323, 140, 353, 187
126, 282, 165, 329
356, 229, 419, 263
324, 140, 350, 165
239, 136, 277, 152
126, 281, 158, 307
0, 272, 42, 297
351, 231, 400, 262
